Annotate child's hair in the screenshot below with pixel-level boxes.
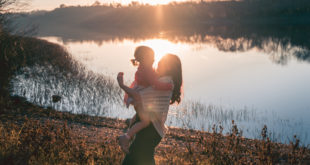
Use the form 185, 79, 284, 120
159, 54, 183, 104
131, 46, 155, 66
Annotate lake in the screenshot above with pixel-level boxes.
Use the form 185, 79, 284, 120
10, 32, 310, 145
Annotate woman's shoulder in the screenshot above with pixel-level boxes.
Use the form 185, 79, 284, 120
158, 76, 173, 83
139, 76, 173, 93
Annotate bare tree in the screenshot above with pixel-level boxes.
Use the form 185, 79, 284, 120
1, 0, 19, 29
0, 0, 34, 36
92, 1, 101, 6
0, 0, 28, 13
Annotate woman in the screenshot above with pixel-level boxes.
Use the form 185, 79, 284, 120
117, 54, 183, 165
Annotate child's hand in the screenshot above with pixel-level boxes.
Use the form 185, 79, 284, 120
117, 72, 124, 87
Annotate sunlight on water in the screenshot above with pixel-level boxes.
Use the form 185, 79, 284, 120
42, 37, 189, 74
10, 36, 310, 144
139, 39, 188, 67
41, 36, 310, 117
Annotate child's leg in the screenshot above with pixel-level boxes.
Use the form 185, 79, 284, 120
127, 119, 150, 138
128, 114, 137, 128
118, 116, 149, 153
127, 103, 151, 137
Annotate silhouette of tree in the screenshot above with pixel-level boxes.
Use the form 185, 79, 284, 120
7, 0, 310, 64
129, 1, 140, 7
59, 4, 66, 8
92, 1, 101, 7
1, 0, 30, 33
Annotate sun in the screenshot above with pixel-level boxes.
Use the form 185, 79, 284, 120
123, 0, 189, 5
137, 39, 185, 68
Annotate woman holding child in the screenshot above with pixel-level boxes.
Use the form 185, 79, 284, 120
116, 46, 183, 165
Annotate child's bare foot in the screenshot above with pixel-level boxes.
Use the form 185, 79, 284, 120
118, 134, 130, 153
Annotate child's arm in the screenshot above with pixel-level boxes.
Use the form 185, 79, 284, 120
118, 72, 150, 117
145, 69, 173, 91
118, 73, 147, 115
117, 72, 140, 101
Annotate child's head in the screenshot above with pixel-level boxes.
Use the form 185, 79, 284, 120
131, 46, 155, 66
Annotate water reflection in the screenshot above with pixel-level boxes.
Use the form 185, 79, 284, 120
39, 37, 310, 115
9, 35, 310, 144
10, 64, 309, 144
34, 25, 310, 65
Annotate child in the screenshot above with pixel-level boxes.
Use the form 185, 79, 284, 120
118, 46, 173, 153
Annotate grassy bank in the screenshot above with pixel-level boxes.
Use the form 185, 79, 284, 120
0, 32, 80, 96
1, 95, 310, 164
1, 31, 310, 164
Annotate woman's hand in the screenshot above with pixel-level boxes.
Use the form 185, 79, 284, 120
117, 72, 124, 88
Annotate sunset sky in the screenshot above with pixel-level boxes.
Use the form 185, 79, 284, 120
25, 0, 192, 11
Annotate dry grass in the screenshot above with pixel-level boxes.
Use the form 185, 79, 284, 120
0, 96, 125, 165
0, 119, 125, 164
1, 96, 310, 165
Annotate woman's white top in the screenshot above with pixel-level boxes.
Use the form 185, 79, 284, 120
138, 76, 173, 137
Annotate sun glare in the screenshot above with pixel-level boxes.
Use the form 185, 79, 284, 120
121, 0, 189, 5
27, 0, 194, 12
138, 39, 186, 68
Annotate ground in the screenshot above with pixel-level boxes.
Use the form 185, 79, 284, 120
1, 95, 310, 164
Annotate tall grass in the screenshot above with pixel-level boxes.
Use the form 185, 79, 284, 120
10, 61, 310, 145
167, 101, 309, 145
1, 33, 122, 115
0, 33, 78, 96
11, 64, 122, 116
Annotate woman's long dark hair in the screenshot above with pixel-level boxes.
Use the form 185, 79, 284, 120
159, 54, 183, 104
